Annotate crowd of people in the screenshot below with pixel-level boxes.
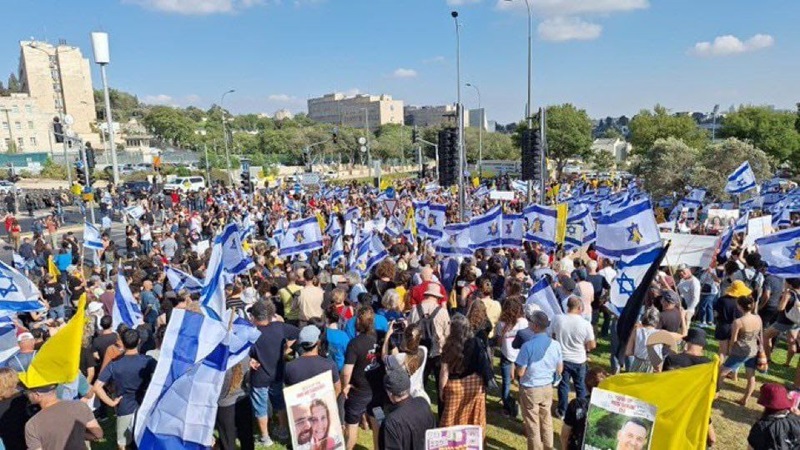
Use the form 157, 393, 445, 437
0, 175, 799, 450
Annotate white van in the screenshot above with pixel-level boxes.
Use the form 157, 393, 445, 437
163, 176, 205, 193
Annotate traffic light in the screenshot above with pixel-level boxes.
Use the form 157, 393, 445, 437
521, 129, 543, 182
85, 143, 96, 170
240, 171, 251, 193
437, 127, 459, 187
53, 117, 64, 144
412, 127, 419, 144
75, 162, 86, 186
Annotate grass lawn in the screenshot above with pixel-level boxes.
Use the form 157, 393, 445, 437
93, 327, 798, 449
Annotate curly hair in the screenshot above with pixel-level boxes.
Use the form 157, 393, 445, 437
0, 368, 18, 400
498, 297, 524, 336
466, 299, 488, 334
375, 259, 396, 281
441, 314, 474, 375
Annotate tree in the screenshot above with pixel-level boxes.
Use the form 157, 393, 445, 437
632, 137, 699, 198
590, 150, 616, 172
720, 106, 800, 164
689, 138, 772, 200
600, 128, 623, 140
542, 104, 593, 177
629, 105, 708, 154
142, 106, 195, 147
6, 73, 20, 93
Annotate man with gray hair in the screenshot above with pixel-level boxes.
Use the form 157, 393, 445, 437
515, 310, 563, 450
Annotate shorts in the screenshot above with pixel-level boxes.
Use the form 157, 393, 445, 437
116, 413, 135, 446
723, 354, 757, 371
250, 384, 285, 419
344, 392, 372, 425
768, 322, 800, 334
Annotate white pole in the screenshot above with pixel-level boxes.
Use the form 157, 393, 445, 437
100, 64, 119, 187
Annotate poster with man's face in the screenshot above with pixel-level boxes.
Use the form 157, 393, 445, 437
284, 372, 344, 450
583, 388, 656, 450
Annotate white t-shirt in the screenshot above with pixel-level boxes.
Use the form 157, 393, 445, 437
497, 317, 529, 362
677, 276, 701, 311
551, 313, 595, 364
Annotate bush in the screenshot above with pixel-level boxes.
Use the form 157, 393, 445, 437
39, 158, 68, 179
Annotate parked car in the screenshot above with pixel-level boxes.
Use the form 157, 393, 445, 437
163, 176, 205, 193
0, 181, 21, 195
123, 180, 153, 198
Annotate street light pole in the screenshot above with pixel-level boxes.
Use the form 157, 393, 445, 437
711, 104, 720, 142
221, 89, 235, 186
91, 32, 120, 187
466, 83, 483, 179
452, 11, 466, 221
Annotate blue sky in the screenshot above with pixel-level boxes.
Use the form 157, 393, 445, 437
1, 0, 797, 124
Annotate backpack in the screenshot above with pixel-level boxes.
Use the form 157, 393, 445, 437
282, 287, 302, 312
416, 304, 442, 356
739, 269, 761, 298
786, 292, 800, 324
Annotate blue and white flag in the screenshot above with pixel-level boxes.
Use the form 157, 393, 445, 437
350, 233, 388, 277
344, 206, 361, 222
469, 205, 503, 250
501, 213, 525, 248
564, 205, 596, 252
413, 200, 430, 230
424, 182, 439, 193
325, 213, 342, 237
239, 214, 255, 240
434, 223, 473, 257
113, 272, 144, 330
609, 244, 664, 313
595, 198, 661, 259
0, 316, 18, 365
330, 235, 345, 268
12, 252, 24, 270
0, 260, 42, 315
511, 179, 528, 193
279, 216, 324, 257
165, 266, 203, 294
726, 161, 758, 194
198, 241, 226, 321
525, 278, 563, 321
134, 309, 258, 449
218, 223, 254, 275
684, 188, 706, 206
523, 204, 558, 249
756, 226, 800, 278
419, 203, 446, 240
717, 211, 749, 258
83, 222, 104, 250
385, 216, 404, 238
474, 185, 490, 198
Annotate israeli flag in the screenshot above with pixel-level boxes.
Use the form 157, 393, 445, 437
240, 214, 255, 240
609, 245, 663, 312
756, 226, 800, 278
0, 317, 18, 365
330, 235, 345, 268
325, 213, 342, 237
474, 185, 490, 198
113, 272, 144, 330
83, 222, 104, 250
434, 223, 473, 257
684, 188, 706, 206
511, 179, 528, 193
385, 216, 404, 238
523, 204, 558, 249
125, 205, 145, 221
718, 211, 749, 257
564, 205, 596, 252
12, 252, 25, 270
344, 206, 361, 222
413, 200, 430, 230
218, 223, 254, 275
134, 309, 258, 449
419, 203, 446, 240
198, 241, 226, 321
350, 233, 388, 277
469, 205, 503, 250
165, 266, 203, 294
726, 161, 758, 194
595, 198, 661, 259
364, 216, 387, 234
0, 260, 43, 314
279, 216, 324, 258
424, 182, 439, 193
501, 213, 525, 248
525, 278, 563, 321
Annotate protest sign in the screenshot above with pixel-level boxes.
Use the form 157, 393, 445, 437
583, 388, 657, 450
705, 209, 739, 230
425, 425, 483, 450
660, 232, 718, 268
284, 372, 344, 450
489, 190, 515, 201
744, 214, 773, 248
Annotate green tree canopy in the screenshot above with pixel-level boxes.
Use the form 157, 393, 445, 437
632, 137, 700, 198
629, 105, 708, 154
689, 138, 772, 200
142, 106, 195, 147
720, 106, 800, 164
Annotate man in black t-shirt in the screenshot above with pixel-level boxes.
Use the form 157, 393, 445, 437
40, 273, 65, 321
663, 328, 711, 371
284, 325, 341, 395
91, 316, 118, 364
561, 368, 608, 450
378, 369, 435, 450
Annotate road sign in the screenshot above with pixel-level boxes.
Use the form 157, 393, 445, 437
64, 114, 75, 126
241, 159, 251, 172
358, 137, 367, 145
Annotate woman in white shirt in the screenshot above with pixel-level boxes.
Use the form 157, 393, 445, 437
495, 297, 528, 417
382, 322, 429, 404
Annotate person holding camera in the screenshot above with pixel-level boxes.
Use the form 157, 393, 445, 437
382, 322, 429, 404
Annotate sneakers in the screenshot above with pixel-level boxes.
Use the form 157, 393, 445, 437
258, 435, 274, 447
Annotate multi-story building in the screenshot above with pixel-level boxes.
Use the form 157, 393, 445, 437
0, 93, 54, 153
17, 40, 97, 144
404, 105, 464, 128
591, 138, 631, 162
308, 93, 404, 130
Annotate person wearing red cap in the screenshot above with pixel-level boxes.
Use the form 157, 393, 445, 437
747, 383, 800, 450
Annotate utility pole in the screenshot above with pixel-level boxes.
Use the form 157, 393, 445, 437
452, 11, 466, 221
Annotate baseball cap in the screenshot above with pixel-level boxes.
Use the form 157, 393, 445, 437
384, 368, 411, 397
683, 328, 707, 347
298, 325, 321, 347
661, 290, 681, 305
757, 383, 793, 410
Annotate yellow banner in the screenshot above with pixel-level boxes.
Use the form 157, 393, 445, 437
555, 203, 568, 244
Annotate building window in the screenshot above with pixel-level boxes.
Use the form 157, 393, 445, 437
3, 138, 9, 150
27, 121, 34, 130
11, 105, 18, 113
30, 137, 36, 147
51, 69, 59, 80
14, 122, 21, 131
1, 122, 7, 131
17, 137, 23, 148
25, 105, 32, 114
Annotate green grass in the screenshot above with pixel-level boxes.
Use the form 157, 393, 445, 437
92, 326, 798, 449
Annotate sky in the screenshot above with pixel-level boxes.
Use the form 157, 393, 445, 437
1, 0, 798, 124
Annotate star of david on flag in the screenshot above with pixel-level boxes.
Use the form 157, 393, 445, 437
595, 198, 660, 259
757, 226, 800, 278
609, 244, 664, 312
279, 216, 323, 257
725, 161, 757, 194
0, 260, 42, 315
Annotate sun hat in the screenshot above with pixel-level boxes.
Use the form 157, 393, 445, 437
423, 284, 444, 299
725, 280, 752, 298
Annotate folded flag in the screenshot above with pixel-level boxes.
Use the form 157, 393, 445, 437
330, 235, 345, 268
83, 222, 104, 250
725, 161, 757, 194
12, 252, 25, 270
218, 223, 255, 275
279, 216, 324, 258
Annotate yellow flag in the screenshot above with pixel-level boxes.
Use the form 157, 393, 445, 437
406, 208, 417, 237
380, 178, 392, 191
555, 203, 568, 244
47, 255, 60, 278
599, 358, 719, 450
19, 294, 87, 388
316, 211, 327, 231
471, 177, 480, 188
242, 240, 251, 253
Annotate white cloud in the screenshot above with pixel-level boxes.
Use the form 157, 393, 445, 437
690, 34, 774, 57
538, 17, 601, 42
267, 94, 302, 104
185, 94, 202, 104
123, 0, 263, 15
497, 0, 648, 16
447, 0, 481, 5
392, 68, 418, 79
142, 94, 175, 105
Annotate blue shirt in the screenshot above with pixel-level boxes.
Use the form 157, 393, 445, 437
344, 314, 389, 339
98, 354, 157, 415
515, 333, 562, 388
326, 328, 351, 371
55, 252, 72, 271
